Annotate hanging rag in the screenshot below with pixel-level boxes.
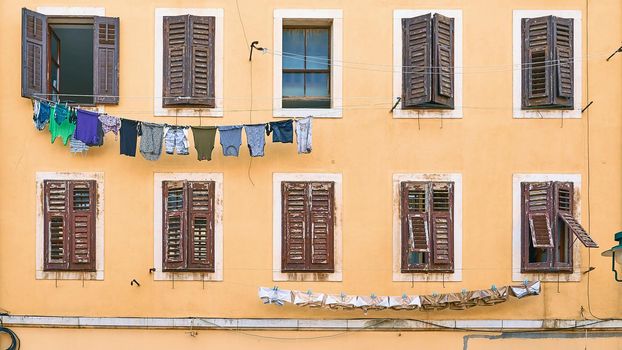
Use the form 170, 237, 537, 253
33, 101, 51, 130
191, 126, 217, 161
218, 125, 243, 157
243, 123, 266, 157
119, 119, 139, 157
266, 119, 293, 143
295, 116, 312, 153
98, 114, 122, 140
69, 135, 89, 154
74, 109, 103, 146
139, 122, 165, 161
163, 126, 190, 155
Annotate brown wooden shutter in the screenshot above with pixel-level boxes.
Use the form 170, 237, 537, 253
432, 14, 454, 108
402, 14, 432, 108
188, 15, 215, 107
93, 16, 120, 104
282, 182, 308, 271
163, 15, 189, 107
552, 17, 574, 108
308, 182, 335, 272
21, 8, 48, 99
162, 181, 187, 271
68, 181, 96, 271
430, 182, 454, 271
44, 181, 69, 271
400, 182, 429, 271
186, 181, 215, 271
524, 182, 554, 248
522, 16, 553, 109
555, 182, 598, 248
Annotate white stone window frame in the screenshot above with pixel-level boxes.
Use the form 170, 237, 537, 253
513, 10, 582, 119
392, 10, 463, 119
512, 173, 582, 282
154, 8, 224, 117
273, 9, 343, 118
273, 173, 343, 281
392, 173, 463, 282
35, 172, 105, 281
36, 7, 107, 114
153, 173, 224, 281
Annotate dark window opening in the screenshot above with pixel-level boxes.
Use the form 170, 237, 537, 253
282, 27, 331, 109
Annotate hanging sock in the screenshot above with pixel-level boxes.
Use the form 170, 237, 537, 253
244, 123, 266, 157
33, 101, 51, 131
295, 116, 312, 154
266, 120, 293, 143
163, 126, 190, 155
98, 114, 122, 140
191, 126, 217, 161
119, 119, 139, 157
217, 125, 243, 157
139, 122, 165, 161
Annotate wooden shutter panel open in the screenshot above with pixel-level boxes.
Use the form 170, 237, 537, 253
308, 182, 335, 272
68, 181, 97, 271
554, 182, 598, 248
402, 14, 432, 108
162, 181, 187, 271
400, 182, 430, 272
21, 8, 48, 99
282, 182, 308, 271
187, 181, 215, 271
553, 17, 574, 108
430, 182, 454, 271
93, 16, 120, 104
188, 16, 215, 107
524, 182, 554, 248
432, 14, 454, 108
44, 181, 69, 271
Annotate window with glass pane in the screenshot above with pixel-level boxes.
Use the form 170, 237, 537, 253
282, 27, 330, 108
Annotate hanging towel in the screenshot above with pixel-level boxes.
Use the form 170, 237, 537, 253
74, 109, 103, 146
266, 120, 293, 143
295, 116, 312, 154
244, 123, 266, 157
139, 122, 164, 161
218, 125, 243, 157
120, 119, 139, 157
191, 126, 217, 161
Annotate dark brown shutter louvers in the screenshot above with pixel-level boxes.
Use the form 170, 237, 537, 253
187, 181, 215, 271
522, 16, 574, 109
44, 181, 69, 270
163, 15, 215, 108
21, 8, 48, 99
162, 181, 187, 271
524, 182, 555, 248
93, 16, 120, 104
432, 14, 454, 108
430, 182, 454, 271
554, 182, 598, 248
308, 182, 335, 271
68, 181, 97, 271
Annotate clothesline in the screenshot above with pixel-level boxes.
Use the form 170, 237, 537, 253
32, 99, 313, 160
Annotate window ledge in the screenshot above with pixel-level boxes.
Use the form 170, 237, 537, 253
36, 270, 103, 281
393, 271, 462, 282
154, 107, 224, 118
513, 109, 581, 119
273, 108, 342, 118
513, 271, 581, 282
154, 271, 222, 282
273, 271, 343, 282
393, 108, 462, 119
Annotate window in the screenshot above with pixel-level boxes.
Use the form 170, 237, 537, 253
281, 181, 335, 272
521, 16, 574, 109
21, 8, 119, 105
521, 181, 597, 273
282, 27, 330, 108
162, 15, 215, 108
162, 180, 216, 272
400, 181, 454, 273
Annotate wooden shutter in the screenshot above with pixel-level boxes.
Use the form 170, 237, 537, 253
187, 181, 215, 271
400, 182, 430, 272
552, 17, 574, 108
93, 16, 120, 104
554, 182, 598, 248
21, 8, 48, 99
524, 182, 554, 248
432, 14, 454, 108
162, 181, 187, 271
430, 182, 454, 271
402, 14, 432, 108
522, 16, 553, 108
44, 181, 69, 270
163, 15, 215, 107
308, 182, 335, 271
282, 182, 308, 271
68, 181, 96, 271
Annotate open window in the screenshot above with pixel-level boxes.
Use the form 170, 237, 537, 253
21, 8, 119, 105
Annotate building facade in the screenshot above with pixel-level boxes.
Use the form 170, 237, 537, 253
1, 0, 621, 348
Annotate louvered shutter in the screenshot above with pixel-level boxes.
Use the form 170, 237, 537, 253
68, 181, 96, 271
163, 15, 189, 107
186, 181, 215, 271
431, 14, 454, 108
93, 16, 120, 104
555, 182, 598, 248
430, 182, 454, 271
162, 181, 187, 271
21, 8, 48, 99
402, 14, 432, 108
44, 181, 69, 270
522, 16, 553, 108
188, 16, 215, 107
282, 182, 308, 271
400, 182, 430, 272
552, 17, 574, 108
308, 182, 335, 271
524, 182, 554, 248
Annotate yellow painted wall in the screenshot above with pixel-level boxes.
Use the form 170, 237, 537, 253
0, 0, 621, 346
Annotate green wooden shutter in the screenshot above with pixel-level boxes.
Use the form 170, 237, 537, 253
162, 181, 187, 271
93, 16, 120, 104
21, 8, 48, 99
432, 14, 454, 108
430, 182, 454, 271
402, 14, 432, 108
44, 181, 69, 271
68, 181, 97, 271
186, 181, 215, 271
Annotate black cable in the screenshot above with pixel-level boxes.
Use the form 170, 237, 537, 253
0, 327, 20, 350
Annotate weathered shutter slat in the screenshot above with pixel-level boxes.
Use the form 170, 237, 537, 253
282, 182, 308, 271
558, 213, 598, 248
553, 17, 574, 107
162, 181, 187, 271
432, 14, 454, 108
163, 15, 189, 107
525, 182, 554, 248
188, 16, 215, 107
44, 181, 69, 270
308, 182, 335, 271
21, 8, 48, 99
68, 181, 96, 271
93, 16, 120, 104
402, 14, 432, 108
187, 181, 215, 271
430, 182, 454, 271
522, 16, 553, 108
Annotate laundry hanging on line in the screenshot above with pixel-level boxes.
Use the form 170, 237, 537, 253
30, 99, 314, 160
